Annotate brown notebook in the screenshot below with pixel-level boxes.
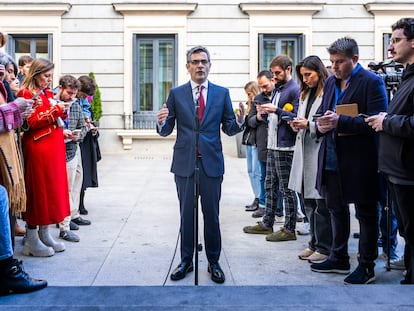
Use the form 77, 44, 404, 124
336, 103, 359, 116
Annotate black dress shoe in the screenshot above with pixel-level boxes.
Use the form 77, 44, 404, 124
0, 259, 47, 295
170, 262, 193, 281
208, 262, 225, 284
72, 217, 91, 226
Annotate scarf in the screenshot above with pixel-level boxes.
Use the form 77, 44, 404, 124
0, 130, 26, 215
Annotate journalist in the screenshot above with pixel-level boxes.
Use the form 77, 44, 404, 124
366, 17, 414, 284
310, 37, 388, 284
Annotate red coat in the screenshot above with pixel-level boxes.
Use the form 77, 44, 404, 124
18, 88, 70, 225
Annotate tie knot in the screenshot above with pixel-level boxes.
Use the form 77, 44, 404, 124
198, 85, 204, 92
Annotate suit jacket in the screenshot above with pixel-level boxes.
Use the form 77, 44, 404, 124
158, 81, 242, 178
315, 65, 388, 204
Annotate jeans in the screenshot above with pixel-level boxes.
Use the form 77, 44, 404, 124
378, 200, 398, 258
258, 160, 267, 207
0, 185, 13, 260
246, 145, 261, 199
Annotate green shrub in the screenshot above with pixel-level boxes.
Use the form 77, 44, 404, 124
88, 72, 102, 121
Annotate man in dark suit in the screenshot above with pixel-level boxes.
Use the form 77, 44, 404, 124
309, 37, 388, 284
157, 46, 244, 283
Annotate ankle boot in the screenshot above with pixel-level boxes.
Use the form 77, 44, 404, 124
0, 258, 47, 295
38, 225, 65, 252
79, 190, 88, 215
22, 227, 55, 257
14, 220, 26, 237
245, 198, 259, 211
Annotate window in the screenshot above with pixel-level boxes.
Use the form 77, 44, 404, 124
6, 34, 53, 61
383, 33, 392, 60
133, 34, 177, 129
259, 34, 304, 72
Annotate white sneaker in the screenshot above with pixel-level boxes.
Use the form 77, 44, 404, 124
274, 216, 285, 224
389, 256, 405, 270
296, 222, 310, 235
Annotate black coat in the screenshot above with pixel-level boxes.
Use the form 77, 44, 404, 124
80, 131, 101, 189
248, 93, 268, 163
315, 65, 388, 204
379, 63, 414, 181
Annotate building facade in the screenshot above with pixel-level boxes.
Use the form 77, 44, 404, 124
1, 0, 413, 153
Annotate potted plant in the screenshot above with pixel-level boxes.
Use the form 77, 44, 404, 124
88, 72, 102, 125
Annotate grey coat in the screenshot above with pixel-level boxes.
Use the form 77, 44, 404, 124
288, 92, 323, 199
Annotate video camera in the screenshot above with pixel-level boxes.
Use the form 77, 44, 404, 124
368, 60, 403, 91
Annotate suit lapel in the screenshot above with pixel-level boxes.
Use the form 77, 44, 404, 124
202, 82, 214, 124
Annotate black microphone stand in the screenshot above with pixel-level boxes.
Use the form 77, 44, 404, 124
193, 90, 201, 285
384, 87, 394, 272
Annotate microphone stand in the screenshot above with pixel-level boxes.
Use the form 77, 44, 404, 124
194, 91, 201, 286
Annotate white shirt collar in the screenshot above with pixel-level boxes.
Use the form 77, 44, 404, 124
190, 80, 208, 90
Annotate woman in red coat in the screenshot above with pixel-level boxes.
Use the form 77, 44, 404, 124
17, 58, 69, 257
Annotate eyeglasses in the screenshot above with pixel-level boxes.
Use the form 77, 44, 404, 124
390, 37, 407, 45
189, 59, 209, 65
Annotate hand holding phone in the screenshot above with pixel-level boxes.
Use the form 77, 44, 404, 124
281, 115, 294, 121
312, 113, 322, 120
358, 113, 369, 118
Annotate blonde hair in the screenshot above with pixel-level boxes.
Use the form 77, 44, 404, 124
244, 81, 260, 115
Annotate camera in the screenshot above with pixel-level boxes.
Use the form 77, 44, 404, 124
368, 60, 403, 91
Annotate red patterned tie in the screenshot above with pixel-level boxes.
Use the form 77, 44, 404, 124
198, 85, 205, 123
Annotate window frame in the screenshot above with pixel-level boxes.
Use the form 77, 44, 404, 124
6, 33, 53, 61
258, 33, 305, 72
132, 34, 178, 129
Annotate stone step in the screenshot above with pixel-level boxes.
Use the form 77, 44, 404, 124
1, 285, 413, 310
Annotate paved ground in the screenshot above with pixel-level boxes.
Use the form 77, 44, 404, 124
1, 147, 412, 309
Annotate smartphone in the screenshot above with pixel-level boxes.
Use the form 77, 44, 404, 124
312, 113, 322, 120
72, 129, 81, 136
358, 113, 369, 118
281, 115, 294, 121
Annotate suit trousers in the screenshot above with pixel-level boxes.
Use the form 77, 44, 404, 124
175, 157, 223, 265
387, 181, 414, 284
324, 170, 378, 267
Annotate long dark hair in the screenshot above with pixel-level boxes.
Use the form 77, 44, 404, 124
295, 55, 329, 100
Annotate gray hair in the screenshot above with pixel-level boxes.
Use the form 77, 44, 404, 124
186, 46, 210, 63
0, 52, 18, 76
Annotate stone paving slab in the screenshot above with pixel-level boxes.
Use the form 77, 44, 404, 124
2, 152, 410, 309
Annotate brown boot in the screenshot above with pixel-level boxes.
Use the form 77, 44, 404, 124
14, 220, 26, 237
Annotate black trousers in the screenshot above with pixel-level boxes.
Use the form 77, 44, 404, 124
387, 181, 414, 284
324, 170, 378, 268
